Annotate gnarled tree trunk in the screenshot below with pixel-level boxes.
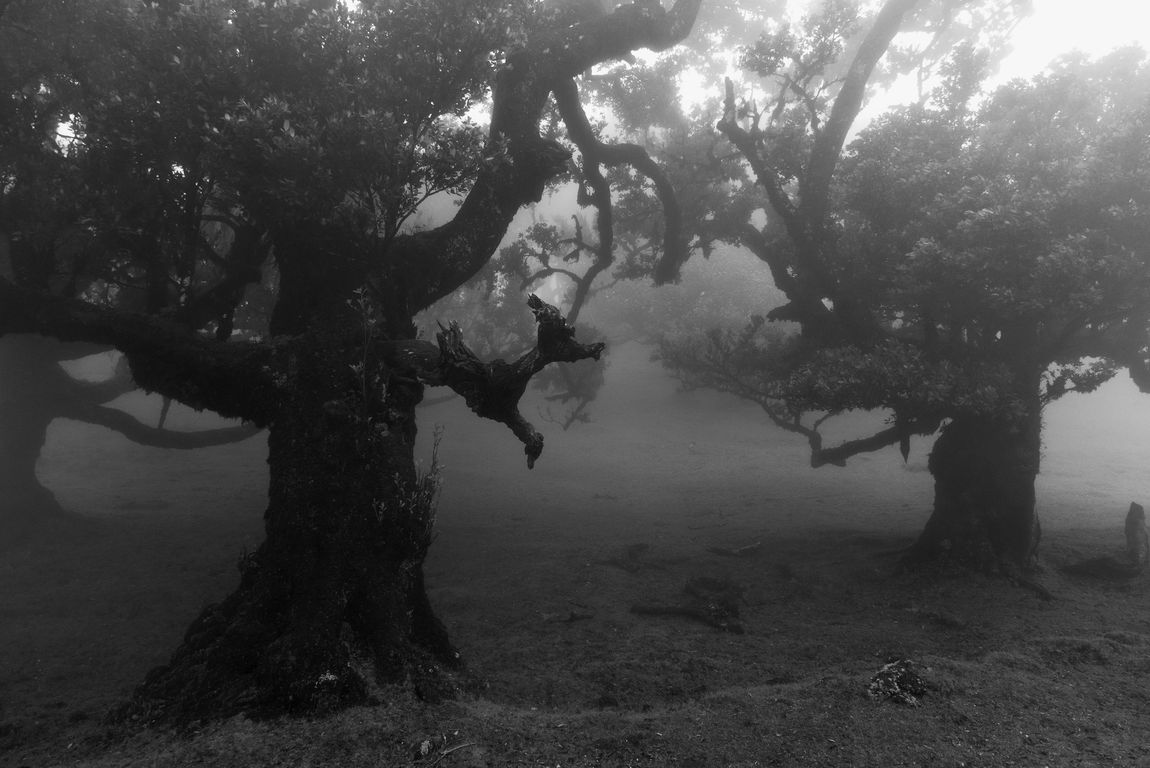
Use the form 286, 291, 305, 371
123, 340, 455, 723
118, 297, 604, 723
0, 0, 699, 725
907, 404, 1043, 571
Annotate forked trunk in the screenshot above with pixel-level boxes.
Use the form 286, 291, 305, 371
122, 342, 457, 723
907, 408, 1043, 571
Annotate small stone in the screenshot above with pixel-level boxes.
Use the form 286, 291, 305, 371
867, 658, 928, 706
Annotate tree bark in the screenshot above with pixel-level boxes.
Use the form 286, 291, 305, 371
0, 336, 64, 538
113, 297, 601, 723
121, 339, 456, 723
906, 409, 1043, 571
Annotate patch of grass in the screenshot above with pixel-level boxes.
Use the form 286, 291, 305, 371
1034, 636, 1112, 666
7, 344, 1150, 767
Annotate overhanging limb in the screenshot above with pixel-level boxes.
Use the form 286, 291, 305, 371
438, 295, 604, 467
387, 296, 604, 468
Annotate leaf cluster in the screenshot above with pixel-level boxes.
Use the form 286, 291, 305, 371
1, 0, 534, 332
671, 5, 1150, 464
837, 47, 1150, 394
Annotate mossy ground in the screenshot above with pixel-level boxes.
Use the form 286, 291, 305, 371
4, 343, 1149, 767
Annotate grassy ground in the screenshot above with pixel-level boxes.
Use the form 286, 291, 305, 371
3, 343, 1149, 767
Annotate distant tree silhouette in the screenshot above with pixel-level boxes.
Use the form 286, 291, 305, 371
665, 3, 1150, 572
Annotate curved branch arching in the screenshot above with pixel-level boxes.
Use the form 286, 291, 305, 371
45, 342, 261, 447
385, 296, 604, 467
386, 0, 704, 316
56, 399, 261, 449
809, 416, 942, 468
717, 0, 922, 347
0, 279, 283, 426
552, 77, 688, 287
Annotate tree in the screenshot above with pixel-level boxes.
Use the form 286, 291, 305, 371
432, 0, 788, 426
0, 0, 265, 539
0, 335, 260, 539
411, 0, 765, 427
665, 3, 1150, 572
0, 0, 703, 722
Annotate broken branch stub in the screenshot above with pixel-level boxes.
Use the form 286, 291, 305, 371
527, 294, 606, 367
436, 295, 604, 468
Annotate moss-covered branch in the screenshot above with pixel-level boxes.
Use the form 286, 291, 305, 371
0, 278, 282, 425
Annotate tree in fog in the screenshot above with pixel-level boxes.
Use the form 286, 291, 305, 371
664, 4, 1150, 571
0, 337, 260, 537
0, 0, 701, 721
442, 0, 1009, 429
0, 0, 264, 537
416, 1, 785, 427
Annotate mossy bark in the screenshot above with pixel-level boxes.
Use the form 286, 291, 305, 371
907, 406, 1043, 571
0, 2, 701, 724
122, 340, 456, 723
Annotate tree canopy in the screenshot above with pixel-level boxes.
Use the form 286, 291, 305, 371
0, 0, 704, 721
662, 0, 1150, 568
5, 0, 1148, 726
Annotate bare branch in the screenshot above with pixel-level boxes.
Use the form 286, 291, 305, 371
49, 341, 116, 362
520, 266, 584, 293
718, 78, 803, 241
810, 416, 941, 468
56, 400, 261, 449
389, 0, 703, 312
384, 295, 604, 467
802, 0, 921, 224
175, 223, 269, 340
551, 77, 689, 286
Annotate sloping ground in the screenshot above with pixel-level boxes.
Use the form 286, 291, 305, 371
3, 343, 1149, 767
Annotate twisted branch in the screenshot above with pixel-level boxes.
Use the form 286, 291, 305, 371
385, 295, 604, 467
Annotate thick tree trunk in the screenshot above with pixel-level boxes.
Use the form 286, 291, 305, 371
121, 341, 457, 723
0, 335, 66, 539
907, 408, 1043, 571
1, 0, 700, 725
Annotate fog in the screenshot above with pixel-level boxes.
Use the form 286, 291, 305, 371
3, 307, 1148, 767
6, 0, 1150, 763
38, 337, 1149, 535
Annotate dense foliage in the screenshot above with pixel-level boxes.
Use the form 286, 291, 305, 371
1, 0, 704, 720
668, 45, 1150, 456
660, 0, 1150, 567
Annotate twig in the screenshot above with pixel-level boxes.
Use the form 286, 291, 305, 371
427, 742, 476, 767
